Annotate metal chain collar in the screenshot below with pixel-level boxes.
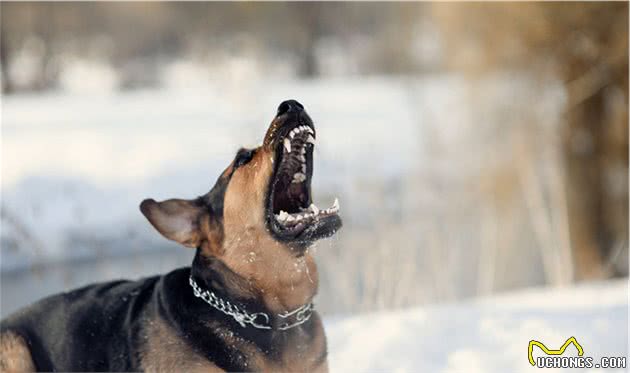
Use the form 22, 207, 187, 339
189, 276, 313, 330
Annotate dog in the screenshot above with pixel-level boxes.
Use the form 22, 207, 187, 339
0, 99, 342, 372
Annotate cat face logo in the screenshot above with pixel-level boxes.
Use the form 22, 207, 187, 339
528, 337, 584, 366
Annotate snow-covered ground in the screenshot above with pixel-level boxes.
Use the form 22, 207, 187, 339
326, 279, 628, 373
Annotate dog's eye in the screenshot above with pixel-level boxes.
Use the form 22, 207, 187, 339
234, 148, 255, 168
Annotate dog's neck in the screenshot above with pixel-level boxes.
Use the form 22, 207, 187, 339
159, 262, 326, 372
191, 249, 318, 316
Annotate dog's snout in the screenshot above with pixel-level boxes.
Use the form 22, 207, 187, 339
277, 100, 304, 116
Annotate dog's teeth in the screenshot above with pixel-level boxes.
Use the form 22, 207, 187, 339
307, 127, 314, 134
302, 164, 306, 173
332, 198, 339, 211
299, 155, 306, 162
276, 211, 289, 222
284, 138, 291, 153
307, 135, 316, 145
286, 215, 295, 222
310, 204, 319, 215
292, 173, 306, 183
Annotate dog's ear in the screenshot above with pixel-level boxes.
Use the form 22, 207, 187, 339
140, 198, 207, 248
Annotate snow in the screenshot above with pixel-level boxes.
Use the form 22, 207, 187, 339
1, 77, 424, 269
326, 279, 628, 373
1, 74, 564, 276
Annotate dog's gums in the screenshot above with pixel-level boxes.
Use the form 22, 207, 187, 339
265, 106, 342, 244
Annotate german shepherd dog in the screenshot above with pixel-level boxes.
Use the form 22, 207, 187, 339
0, 100, 342, 372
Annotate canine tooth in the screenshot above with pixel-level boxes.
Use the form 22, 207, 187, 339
332, 198, 339, 211
292, 172, 306, 183
276, 211, 289, 222
306, 127, 314, 134
307, 135, 316, 145
284, 138, 291, 153
292, 173, 306, 183
310, 204, 319, 215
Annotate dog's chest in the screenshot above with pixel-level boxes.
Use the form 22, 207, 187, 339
250, 324, 328, 372
140, 319, 222, 372
140, 317, 328, 372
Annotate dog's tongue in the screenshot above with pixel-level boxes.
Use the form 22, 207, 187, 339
274, 179, 307, 213
288, 183, 308, 207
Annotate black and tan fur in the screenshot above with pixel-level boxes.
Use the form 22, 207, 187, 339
0, 99, 341, 372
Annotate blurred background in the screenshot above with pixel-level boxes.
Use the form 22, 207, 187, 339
1, 2, 628, 319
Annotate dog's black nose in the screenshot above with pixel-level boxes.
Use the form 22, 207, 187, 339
277, 100, 304, 116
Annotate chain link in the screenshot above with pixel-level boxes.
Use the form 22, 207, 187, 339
189, 276, 312, 331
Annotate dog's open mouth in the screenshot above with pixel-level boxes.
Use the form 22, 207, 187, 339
267, 121, 342, 243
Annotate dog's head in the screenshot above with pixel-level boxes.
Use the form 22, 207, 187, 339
140, 100, 342, 269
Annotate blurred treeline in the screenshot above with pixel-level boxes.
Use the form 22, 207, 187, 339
1, 2, 627, 302
1, 2, 436, 91
433, 3, 628, 281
